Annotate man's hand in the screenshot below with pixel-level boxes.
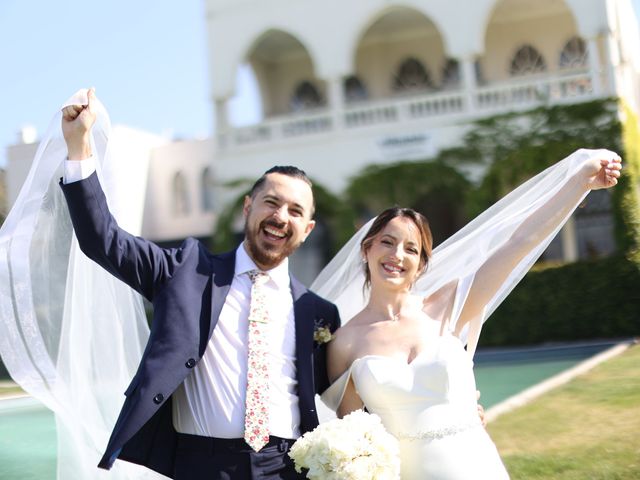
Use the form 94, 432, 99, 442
62, 88, 97, 160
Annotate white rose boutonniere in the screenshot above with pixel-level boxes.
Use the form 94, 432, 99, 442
313, 318, 333, 345
288, 410, 401, 480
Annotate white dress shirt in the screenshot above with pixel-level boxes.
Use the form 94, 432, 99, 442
64, 159, 300, 440
172, 245, 299, 439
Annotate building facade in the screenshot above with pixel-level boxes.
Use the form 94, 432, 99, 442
4, 0, 640, 282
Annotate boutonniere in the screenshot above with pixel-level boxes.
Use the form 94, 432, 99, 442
313, 318, 333, 345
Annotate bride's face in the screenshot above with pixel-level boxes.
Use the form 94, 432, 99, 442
365, 216, 422, 290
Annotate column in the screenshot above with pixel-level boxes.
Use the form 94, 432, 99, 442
327, 77, 344, 131
603, 30, 619, 95
586, 37, 602, 95
460, 57, 478, 113
215, 98, 228, 149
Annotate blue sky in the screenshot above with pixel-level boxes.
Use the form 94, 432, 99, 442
1, 0, 640, 168
0, 0, 211, 167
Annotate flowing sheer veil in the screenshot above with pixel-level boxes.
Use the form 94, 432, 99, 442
0, 90, 614, 479
0, 90, 163, 479
312, 148, 615, 358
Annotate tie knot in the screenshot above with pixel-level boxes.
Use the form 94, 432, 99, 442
248, 270, 269, 286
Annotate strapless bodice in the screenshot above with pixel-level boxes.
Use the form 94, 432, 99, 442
347, 334, 480, 437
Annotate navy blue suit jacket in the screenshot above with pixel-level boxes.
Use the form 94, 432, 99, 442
60, 172, 340, 478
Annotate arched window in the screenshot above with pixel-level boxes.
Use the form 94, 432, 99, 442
344, 75, 368, 102
201, 167, 215, 212
393, 58, 434, 93
559, 37, 588, 69
509, 45, 547, 77
290, 81, 324, 112
441, 59, 460, 89
172, 172, 190, 216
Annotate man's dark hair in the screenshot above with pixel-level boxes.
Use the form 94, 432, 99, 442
249, 166, 315, 216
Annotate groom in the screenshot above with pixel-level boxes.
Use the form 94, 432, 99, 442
60, 90, 340, 479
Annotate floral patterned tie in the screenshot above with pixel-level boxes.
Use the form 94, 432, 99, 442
244, 270, 271, 451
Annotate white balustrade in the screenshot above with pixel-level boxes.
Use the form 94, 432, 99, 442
223, 71, 598, 149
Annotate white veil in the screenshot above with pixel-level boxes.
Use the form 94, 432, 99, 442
0, 91, 163, 479
0, 90, 613, 479
312, 149, 614, 358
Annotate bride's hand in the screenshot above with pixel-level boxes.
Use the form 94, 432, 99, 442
62, 88, 97, 160
582, 150, 622, 190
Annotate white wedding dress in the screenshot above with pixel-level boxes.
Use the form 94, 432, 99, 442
322, 333, 509, 479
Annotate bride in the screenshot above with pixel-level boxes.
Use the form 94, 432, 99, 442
317, 157, 620, 478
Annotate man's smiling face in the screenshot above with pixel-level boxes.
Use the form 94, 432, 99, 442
243, 172, 315, 270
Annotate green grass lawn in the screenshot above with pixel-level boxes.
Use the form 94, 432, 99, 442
487, 343, 640, 479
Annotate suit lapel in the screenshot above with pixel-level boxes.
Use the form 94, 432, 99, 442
291, 277, 315, 400
207, 250, 236, 341
291, 276, 313, 359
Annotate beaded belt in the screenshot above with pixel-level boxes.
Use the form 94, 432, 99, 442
398, 418, 482, 442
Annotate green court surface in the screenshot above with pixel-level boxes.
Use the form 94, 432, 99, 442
0, 341, 617, 479
0, 398, 57, 480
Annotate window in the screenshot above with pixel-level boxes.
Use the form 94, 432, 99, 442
201, 167, 215, 212
344, 75, 368, 102
172, 172, 190, 216
559, 37, 588, 69
290, 81, 324, 112
509, 45, 547, 76
393, 58, 434, 93
441, 59, 460, 89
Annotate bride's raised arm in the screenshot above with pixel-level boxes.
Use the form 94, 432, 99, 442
453, 150, 621, 336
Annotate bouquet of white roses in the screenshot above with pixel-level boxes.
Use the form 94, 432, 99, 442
288, 410, 400, 480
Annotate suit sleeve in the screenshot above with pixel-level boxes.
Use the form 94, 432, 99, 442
314, 302, 341, 394
60, 171, 191, 301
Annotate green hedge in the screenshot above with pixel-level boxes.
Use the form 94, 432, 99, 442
480, 255, 640, 346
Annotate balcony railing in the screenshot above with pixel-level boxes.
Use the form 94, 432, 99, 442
220, 70, 598, 149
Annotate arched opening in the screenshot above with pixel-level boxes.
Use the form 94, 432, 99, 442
227, 63, 263, 126
245, 29, 324, 117
441, 58, 461, 90
559, 36, 588, 69
509, 45, 547, 77
344, 75, 368, 103
481, 0, 581, 83
353, 7, 447, 100
290, 80, 325, 112
393, 57, 435, 94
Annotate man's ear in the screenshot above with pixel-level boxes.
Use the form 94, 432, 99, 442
302, 219, 316, 240
242, 195, 252, 218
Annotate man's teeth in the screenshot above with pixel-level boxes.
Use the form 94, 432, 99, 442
264, 227, 286, 238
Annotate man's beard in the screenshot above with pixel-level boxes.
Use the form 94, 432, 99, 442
244, 218, 300, 270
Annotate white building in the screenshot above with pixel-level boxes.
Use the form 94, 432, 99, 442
5, 0, 640, 282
